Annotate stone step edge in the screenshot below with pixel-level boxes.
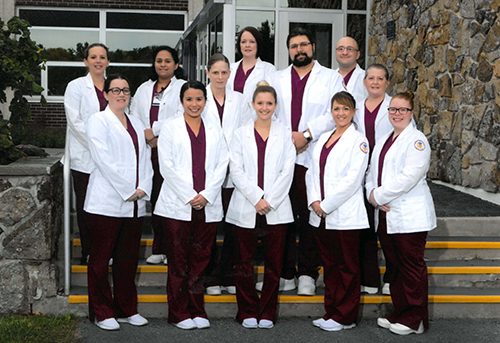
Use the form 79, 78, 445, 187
68, 294, 500, 304
72, 239, 500, 249
71, 265, 500, 274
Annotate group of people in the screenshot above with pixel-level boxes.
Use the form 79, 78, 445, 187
64, 26, 436, 336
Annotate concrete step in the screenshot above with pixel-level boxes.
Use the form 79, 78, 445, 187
70, 259, 500, 288
72, 235, 500, 261
65, 286, 500, 319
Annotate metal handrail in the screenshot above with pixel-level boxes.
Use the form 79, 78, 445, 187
63, 127, 71, 295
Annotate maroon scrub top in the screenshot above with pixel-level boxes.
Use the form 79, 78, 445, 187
254, 129, 268, 190
234, 62, 255, 94
343, 67, 355, 87
319, 135, 340, 200
95, 86, 107, 111
291, 68, 311, 132
186, 120, 206, 193
378, 133, 398, 218
214, 94, 225, 124
364, 100, 383, 152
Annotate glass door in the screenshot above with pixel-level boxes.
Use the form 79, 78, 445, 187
277, 11, 343, 70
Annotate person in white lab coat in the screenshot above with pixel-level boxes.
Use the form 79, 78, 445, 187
85, 74, 153, 331
306, 91, 369, 332
267, 27, 340, 296
154, 81, 228, 330
228, 26, 276, 122
366, 91, 436, 336
64, 43, 110, 265
130, 46, 187, 265
354, 64, 393, 295
203, 53, 246, 296
226, 85, 295, 329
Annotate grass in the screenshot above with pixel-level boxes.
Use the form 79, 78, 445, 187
0, 314, 81, 343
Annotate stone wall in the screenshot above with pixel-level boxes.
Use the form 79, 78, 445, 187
0, 150, 63, 314
368, 0, 500, 192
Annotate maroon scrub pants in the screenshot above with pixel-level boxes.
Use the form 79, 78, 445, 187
377, 218, 429, 331
314, 221, 361, 325
150, 152, 167, 255
87, 213, 143, 322
162, 209, 217, 323
234, 216, 287, 323
72, 170, 91, 261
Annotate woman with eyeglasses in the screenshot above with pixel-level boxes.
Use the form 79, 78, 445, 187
307, 91, 369, 332
64, 43, 110, 265
366, 91, 436, 335
130, 46, 187, 265
85, 74, 153, 331
228, 26, 276, 122
354, 64, 393, 296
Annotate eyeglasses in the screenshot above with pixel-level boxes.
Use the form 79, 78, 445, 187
108, 87, 131, 95
388, 107, 412, 115
336, 46, 358, 53
289, 42, 312, 50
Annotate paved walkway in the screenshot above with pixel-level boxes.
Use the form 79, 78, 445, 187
79, 317, 500, 343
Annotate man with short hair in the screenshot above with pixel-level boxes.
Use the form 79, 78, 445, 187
264, 27, 340, 296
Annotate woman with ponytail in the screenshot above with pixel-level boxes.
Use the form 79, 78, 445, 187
130, 46, 187, 265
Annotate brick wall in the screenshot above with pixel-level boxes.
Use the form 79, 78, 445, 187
28, 103, 66, 129
15, 0, 188, 11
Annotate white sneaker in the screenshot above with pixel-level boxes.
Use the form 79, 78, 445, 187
377, 317, 392, 329
258, 319, 274, 329
117, 314, 148, 326
255, 278, 296, 292
221, 286, 236, 294
242, 318, 258, 329
146, 254, 166, 264
361, 285, 379, 294
313, 318, 326, 328
193, 317, 210, 329
382, 283, 391, 295
95, 318, 120, 331
389, 321, 424, 335
297, 275, 316, 296
319, 319, 356, 332
109, 258, 113, 266
173, 318, 197, 330
164, 257, 168, 265
206, 286, 222, 295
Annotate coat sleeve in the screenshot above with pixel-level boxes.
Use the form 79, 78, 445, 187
320, 136, 369, 214
152, 102, 183, 136
129, 84, 149, 128
134, 119, 153, 200
307, 111, 335, 142
86, 115, 137, 201
64, 81, 89, 149
157, 121, 198, 204
199, 128, 229, 205
373, 135, 431, 205
264, 129, 296, 210
306, 146, 321, 207
229, 129, 264, 206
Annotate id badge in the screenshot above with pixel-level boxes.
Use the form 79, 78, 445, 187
152, 96, 161, 107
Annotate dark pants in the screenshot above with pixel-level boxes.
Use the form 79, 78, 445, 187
87, 213, 143, 322
151, 152, 167, 255
359, 199, 380, 287
377, 218, 429, 330
205, 188, 236, 287
282, 164, 321, 280
234, 216, 287, 323
314, 222, 361, 325
163, 209, 217, 323
72, 170, 91, 260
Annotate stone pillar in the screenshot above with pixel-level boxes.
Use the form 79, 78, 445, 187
0, 149, 64, 314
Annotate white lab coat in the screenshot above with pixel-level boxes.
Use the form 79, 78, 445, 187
365, 124, 436, 234
306, 124, 369, 230
269, 61, 340, 169
63, 73, 101, 173
354, 94, 393, 144
228, 58, 276, 124
226, 119, 296, 229
334, 64, 368, 107
153, 114, 229, 223
205, 85, 246, 188
84, 107, 153, 218
130, 77, 187, 136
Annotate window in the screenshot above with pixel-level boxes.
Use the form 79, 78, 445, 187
18, 7, 187, 101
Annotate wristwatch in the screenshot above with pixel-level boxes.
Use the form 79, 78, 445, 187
303, 130, 312, 143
